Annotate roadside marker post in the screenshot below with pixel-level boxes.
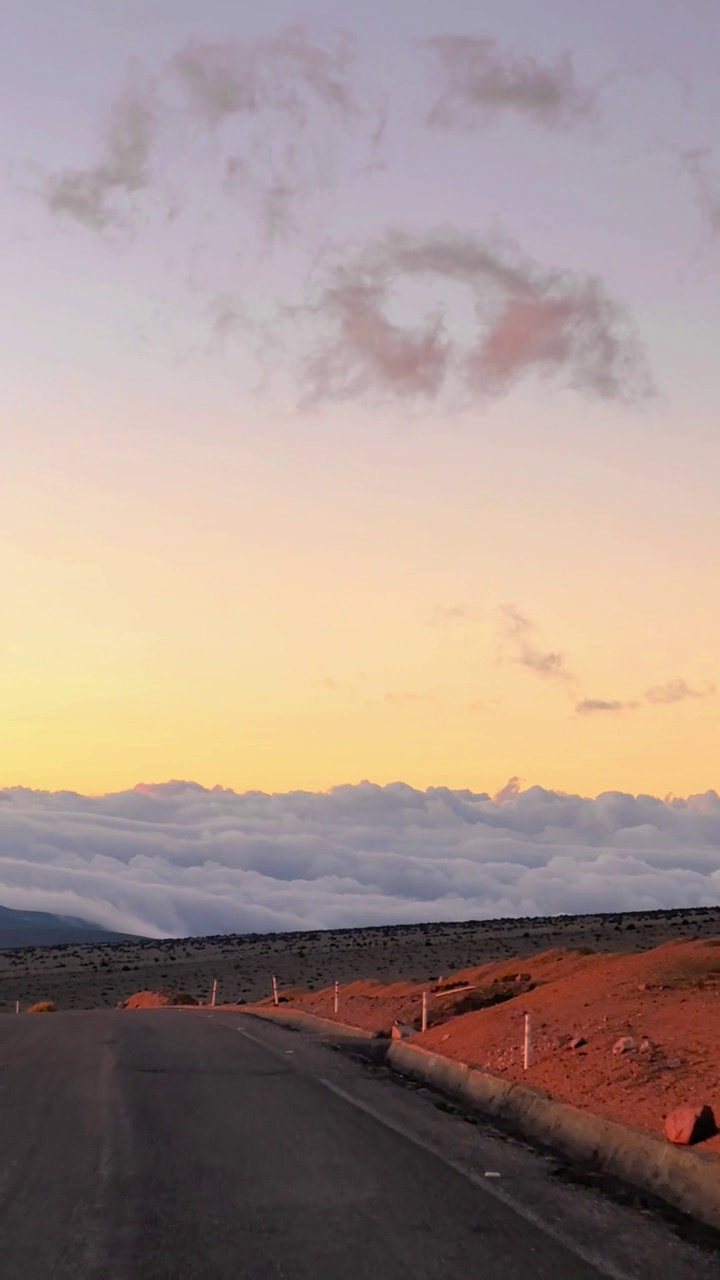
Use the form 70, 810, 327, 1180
272, 975, 279, 1006
523, 1012, 532, 1070
15, 1000, 19, 1015
333, 981, 339, 1015
421, 990, 428, 1033
211, 979, 218, 1008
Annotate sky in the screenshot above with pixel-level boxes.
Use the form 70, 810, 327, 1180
2, 0, 719, 820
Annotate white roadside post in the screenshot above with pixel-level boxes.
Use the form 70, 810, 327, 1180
211, 979, 218, 1008
15, 1000, 19, 1015
523, 1012, 532, 1070
272, 975, 279, 1006
421, 990, 428, 1033
333, 980, 339, 1015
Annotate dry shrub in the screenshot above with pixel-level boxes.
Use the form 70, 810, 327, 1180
122, 989, 200, 1009
28, 1000, 56, 1014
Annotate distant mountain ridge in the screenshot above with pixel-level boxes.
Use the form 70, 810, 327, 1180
0, 904, 144, 949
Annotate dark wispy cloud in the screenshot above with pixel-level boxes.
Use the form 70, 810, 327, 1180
498, 604, 577, 687
681, 148, 720, 236
45, 68, 158, 232
1, 780, 719, 937
169, 26, 358, 126
43, 27, 378, 245
422, 35, 597, 131
577, 678, 716, 716
498, 605, 714, 722
301, 228, 652, 407
168, 27, 387, 245
38, 28, 651, 405
645, 678, 716, 705
575, 697, 639, 716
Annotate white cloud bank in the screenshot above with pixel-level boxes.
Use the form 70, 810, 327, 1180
0, 781, 718, 939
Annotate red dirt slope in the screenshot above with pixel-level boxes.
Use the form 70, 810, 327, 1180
277, 939, 720, 1151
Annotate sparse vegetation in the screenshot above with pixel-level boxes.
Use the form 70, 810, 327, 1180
1, 906, 719, 1012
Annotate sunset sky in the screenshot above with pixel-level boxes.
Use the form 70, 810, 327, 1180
2, 0, 719, 802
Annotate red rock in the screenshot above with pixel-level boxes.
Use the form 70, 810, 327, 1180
639, 1036, 655, 1055
664, 1105, 717, 1146
612, 1036, 636, 1055
391, 1022, 415, 1040
569, 1036, 587, 1049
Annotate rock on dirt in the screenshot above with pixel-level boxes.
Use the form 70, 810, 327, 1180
569, 1035, 587, 1050
391, 1022, 416, 1041
664, 1105, 717, 1146
612, 1036, 636, 1055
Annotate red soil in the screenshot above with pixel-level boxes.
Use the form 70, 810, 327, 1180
122, 990, 199, 1009
277, 939, 720, 1152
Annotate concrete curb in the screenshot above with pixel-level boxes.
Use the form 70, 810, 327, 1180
245, 1006, 377, 1041
388, 1041, 720, 1232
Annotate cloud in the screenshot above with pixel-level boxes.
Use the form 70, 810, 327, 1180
498, 604, 577, 687
493, 776, 523, 803
1, 780, 718, 938
645, 678, 716, 706
42, 27, 379, 246
169, 26, 358, 127
168, 26, 385, 244
432, 605, 471, 624
301, 228, 651, 407
576, 679, 716, 716
498, 606, 715, 721
575, 698, 639, 715
681, 148, 720, 237
45, 66, 158, 232
304, 270, 451, 401
422, 35, 597, 131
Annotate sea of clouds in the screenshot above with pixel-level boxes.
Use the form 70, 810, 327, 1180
0, 781, 718, 939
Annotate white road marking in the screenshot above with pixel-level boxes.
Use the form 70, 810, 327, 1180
320, 1077, 632, 1280
219, 1018, 632, 1280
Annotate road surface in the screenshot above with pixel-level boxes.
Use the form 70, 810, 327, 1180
0, 1010, 717, 1279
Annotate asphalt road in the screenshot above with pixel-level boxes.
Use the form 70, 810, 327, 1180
0, 1011, 718, 1280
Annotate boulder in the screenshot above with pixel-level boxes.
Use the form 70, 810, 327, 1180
612, 1036, 636, 1055
569, 1035, 587, 1050
664, 1105, 717, 1146
391, 1022, 416, 1041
